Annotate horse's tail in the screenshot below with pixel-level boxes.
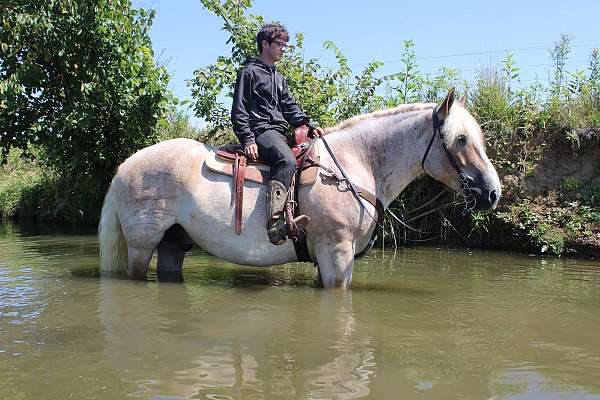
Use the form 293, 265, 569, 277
98, 181, 128, 273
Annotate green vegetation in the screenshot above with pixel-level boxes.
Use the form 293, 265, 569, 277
1, 0, 598, 256
1, 0, 173, 223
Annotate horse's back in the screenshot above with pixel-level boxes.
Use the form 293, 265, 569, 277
116, 138, 207, 178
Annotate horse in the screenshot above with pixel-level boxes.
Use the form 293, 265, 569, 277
98, 89, 501, 288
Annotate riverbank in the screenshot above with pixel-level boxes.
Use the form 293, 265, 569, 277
387, 127, 599, 258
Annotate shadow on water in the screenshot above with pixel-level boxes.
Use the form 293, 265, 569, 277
349, 280, 437, 295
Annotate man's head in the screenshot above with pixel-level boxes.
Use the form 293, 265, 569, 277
256, 22, 289, 64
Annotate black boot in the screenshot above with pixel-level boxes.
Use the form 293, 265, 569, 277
266, 180, 288, 245
266, 180, 311, 245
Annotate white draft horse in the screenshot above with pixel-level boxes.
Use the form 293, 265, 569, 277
98, 89, 501, 288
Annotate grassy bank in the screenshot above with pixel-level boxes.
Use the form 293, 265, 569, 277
0, 149, 95, 224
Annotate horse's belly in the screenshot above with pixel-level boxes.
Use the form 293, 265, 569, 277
179, 169, 299, 267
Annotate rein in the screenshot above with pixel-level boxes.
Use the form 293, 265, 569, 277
300, 136, 385, 260
421, 108, 477, 215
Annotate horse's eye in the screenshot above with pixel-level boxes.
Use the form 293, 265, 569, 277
456, 135, 467, 145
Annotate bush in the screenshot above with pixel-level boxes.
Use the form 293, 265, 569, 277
1, 0, 173, 222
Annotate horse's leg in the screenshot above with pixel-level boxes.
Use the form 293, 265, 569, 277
313, 234, 355, 289
314, 263, 324, 288
157, 224, 194, 282
127, 246, 155, 280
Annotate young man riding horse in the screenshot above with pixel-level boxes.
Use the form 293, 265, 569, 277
231, 22, 324, 245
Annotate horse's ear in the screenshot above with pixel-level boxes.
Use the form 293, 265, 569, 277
437, 87, 455, 121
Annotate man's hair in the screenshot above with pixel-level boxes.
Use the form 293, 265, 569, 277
256, 22, 289, 53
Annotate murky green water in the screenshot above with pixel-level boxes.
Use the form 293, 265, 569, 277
1, 223, 599, 399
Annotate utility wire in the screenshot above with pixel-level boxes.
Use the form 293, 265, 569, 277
350, 40, 599, 67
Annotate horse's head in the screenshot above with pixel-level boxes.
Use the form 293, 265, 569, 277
422, 88, 501, 212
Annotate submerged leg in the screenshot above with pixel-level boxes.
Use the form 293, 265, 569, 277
127, 246, 154, 280
157, 224, 194, 282
157, 241, 185, 282
313, 234, 355, 289
314, 263, 324, 288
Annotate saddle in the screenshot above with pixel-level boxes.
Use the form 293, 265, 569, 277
204, 125, 320, 235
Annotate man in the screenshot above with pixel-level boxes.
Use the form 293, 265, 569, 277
231, 22, 324, 245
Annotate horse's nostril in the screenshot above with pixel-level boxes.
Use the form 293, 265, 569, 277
489, 190, 498, 204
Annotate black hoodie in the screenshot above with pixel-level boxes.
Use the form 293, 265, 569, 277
231, 58, 310, 147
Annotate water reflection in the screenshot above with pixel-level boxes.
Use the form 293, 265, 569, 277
98, 277, 374, 399
2, 223, 600, 399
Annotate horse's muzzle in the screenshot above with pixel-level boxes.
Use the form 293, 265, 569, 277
467, 175, 501, 211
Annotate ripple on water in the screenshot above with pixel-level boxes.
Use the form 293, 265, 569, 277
1, 226, 600, 400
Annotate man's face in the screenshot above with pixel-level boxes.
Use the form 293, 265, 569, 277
262, 38, 287, 63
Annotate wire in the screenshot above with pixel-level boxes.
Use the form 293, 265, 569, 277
351, 40, 600, 67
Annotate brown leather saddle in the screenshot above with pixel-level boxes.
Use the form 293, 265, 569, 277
204, 126, 319, 235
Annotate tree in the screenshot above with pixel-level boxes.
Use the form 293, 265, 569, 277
189, 0, 384, 135
0, 0, 172, 194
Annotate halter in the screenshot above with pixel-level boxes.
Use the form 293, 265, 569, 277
421, 108, 477, 215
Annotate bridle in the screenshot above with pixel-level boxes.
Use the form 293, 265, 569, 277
421, 108, 477, 215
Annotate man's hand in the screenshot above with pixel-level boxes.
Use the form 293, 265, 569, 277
244, 143, 258, 160
313, 127, 325, 137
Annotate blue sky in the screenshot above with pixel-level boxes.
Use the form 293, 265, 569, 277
133, 0, 599, 126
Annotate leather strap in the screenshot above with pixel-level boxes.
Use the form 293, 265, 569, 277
352, 182, 386, 260
293, 139, 318, 262
233, 153, 247, 235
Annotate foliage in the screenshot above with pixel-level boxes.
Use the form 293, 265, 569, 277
497, 196, 599, 256
384, 40, 461, 106
157, 111, 204, 141
189, 0, 384, 134
580, 187, 600, 207
384, 39, 421, 105
0, 148, 70, 222
549, 34, 572, 100
0, 0, 172, 221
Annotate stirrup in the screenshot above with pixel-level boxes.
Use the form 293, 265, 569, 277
267, 220, 287, 245
293, 215, 310, 228
267, 215, 310, 245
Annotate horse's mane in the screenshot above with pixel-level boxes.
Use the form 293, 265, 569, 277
323, 102, 484, 148
324, 103, 437, 134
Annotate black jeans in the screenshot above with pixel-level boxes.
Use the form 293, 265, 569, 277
255, 129, 295, 189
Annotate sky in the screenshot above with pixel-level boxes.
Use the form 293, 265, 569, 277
133, 0, 599, 126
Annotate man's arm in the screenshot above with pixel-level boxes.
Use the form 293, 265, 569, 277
231, 69, 255, 147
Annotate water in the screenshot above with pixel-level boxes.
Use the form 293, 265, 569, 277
1, 223, 599, 399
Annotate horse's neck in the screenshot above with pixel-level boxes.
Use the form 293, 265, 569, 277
326, 110, 432, 206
